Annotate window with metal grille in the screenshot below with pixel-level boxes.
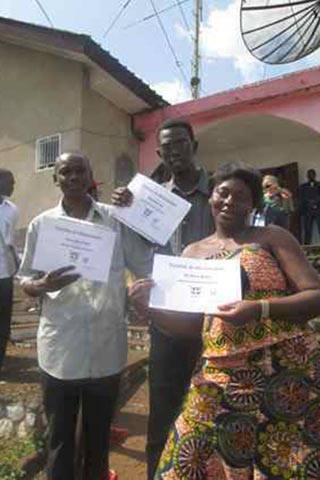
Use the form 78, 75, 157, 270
36, 134, 61, 170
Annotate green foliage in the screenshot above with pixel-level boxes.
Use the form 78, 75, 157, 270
0, 464, 24, 480
0, 447, 25, 480
0, 434, 45, 480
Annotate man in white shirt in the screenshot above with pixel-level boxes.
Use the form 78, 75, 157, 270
0, 169, 19, 373
19, 152, 152, 480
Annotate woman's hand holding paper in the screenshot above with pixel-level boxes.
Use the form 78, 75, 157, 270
214, 300, 261, 326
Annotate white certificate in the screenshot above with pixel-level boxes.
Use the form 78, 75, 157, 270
32, 216, 116, 283
112, 173, 191, 245
149, 254, 242, 313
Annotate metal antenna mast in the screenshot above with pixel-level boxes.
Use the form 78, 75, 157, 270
191, 0, 202, 99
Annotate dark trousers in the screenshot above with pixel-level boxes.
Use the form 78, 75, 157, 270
147, 326, 202, 480
303, 213, 320, 244
0, 277, 13, 373
41, 370, 121, 480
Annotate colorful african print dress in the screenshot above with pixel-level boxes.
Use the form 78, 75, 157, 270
155, 246, 320, 480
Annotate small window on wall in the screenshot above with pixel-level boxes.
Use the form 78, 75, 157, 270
115, 154, 135, 187
36, 134, 61, 171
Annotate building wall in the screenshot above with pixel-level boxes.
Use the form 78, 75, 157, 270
134, 69, 320, 177
0, 42, 139, 230
198, 139, 320, 183
80, 75, 138, 202
0, 42, 83, 227
137, 118, 320, 181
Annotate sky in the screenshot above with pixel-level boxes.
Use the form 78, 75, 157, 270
1, 0, 320, 104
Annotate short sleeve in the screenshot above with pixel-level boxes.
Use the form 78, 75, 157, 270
121, 224, 154, 278
18, 218, 39, 280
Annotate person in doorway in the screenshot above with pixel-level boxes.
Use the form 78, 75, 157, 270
130, 162, 320, 479
251, 201, 289, 228
0, 169, 19, 373
299, 168, 320, 244
112, 118, 214, 479
262, 174, 294, 215
263, 174, 293, 228
19, 152, 152, 480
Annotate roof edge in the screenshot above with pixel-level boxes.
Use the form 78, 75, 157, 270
0, 15, 169, 110
134, 65, 320, 129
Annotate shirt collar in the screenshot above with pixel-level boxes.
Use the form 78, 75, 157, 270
56, 196, 104, 221
164, 167, 211, 196
0, 197, 11, 206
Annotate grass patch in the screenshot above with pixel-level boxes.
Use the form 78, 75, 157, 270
0, 433, 44, 480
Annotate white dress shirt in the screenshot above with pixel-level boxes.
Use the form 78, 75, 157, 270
0, 198, 19, 279
19, 199, 153, 380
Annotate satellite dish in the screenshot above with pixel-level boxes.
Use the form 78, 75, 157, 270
241, 0, 320, 64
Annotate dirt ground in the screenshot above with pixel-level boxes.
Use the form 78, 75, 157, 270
0, 345, 39, 401
34, 379, 149, 480
110, 380, 149, 479
1, 345, 150, 480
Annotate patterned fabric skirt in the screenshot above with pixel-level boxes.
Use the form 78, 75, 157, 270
155, 333, 320, 479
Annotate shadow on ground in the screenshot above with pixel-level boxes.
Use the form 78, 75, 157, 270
112, 443, 146, 463
115, 410, 148, 438
1, 353, 39, 384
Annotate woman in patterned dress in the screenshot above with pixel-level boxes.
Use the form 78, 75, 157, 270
130, 162, 320, 480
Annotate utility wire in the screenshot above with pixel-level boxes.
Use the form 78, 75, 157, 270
102, 0, 134, 38
147, 0, 190, 87
176, 0, 194, 45
32, 0, 54, 27
176, 0, 191, 31
124, 0, 191, 29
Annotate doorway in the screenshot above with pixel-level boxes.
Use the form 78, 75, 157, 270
260, 162, 300, 239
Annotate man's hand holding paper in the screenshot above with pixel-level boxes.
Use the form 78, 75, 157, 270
23, 265, 81, 297
111, 174, 191, 245
31, 216, 116, 283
